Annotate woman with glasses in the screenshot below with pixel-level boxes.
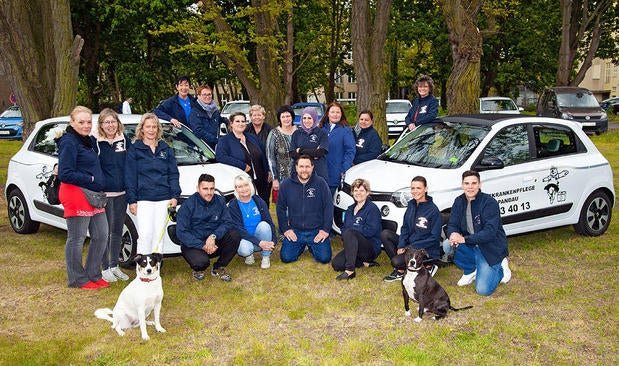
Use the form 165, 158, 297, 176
188, 84, 225, 150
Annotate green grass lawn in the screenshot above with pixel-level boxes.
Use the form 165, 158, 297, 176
0, 131, 617, 365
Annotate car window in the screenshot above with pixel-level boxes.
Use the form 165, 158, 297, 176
381, 122, 488, 168
482, 124, 530, 166
481, 99, 517, 112
125, 124, 216, 165
533, 125, 579, 158
31, 122, 68, 156
221, 103, 249, 114
0, 108, 21, 118
556, 92, 599, 108
386, 102, 411, 113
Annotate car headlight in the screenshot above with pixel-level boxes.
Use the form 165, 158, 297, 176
561, 112, 573, 120
17, 122, 23, 127
601, 112, 608, 120
391, 187, 412, 208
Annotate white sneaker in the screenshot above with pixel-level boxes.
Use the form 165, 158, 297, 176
111, 266, 129, 281
261, 256, 271, 269
102, 269, 117, 282
457, 271, 476, 286
245, 254, 255, 265
500, 258, 511, 284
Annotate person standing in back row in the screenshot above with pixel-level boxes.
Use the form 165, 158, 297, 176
405, 75, 438, 130
320, 102, 355, 197
154, 76, 195, 128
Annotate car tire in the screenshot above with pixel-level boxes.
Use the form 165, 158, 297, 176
119, 217, 138, 268
573, 191, 612, 236
7, 188, 40, 234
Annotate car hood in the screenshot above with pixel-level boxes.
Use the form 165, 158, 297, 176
558, 106, 604, 115
178, 163, 247, 196
386, 112, 407, 121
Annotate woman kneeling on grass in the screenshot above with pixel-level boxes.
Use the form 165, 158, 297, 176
227, 175, 277, 269
56, 106, 109, 290
331, 178, 382, 280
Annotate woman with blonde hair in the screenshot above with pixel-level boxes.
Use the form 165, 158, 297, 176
125, 113, 181, 256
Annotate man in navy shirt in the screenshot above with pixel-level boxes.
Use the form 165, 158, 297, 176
154, 76, 195, 128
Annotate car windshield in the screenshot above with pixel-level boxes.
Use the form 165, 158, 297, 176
386, 102, 411, 113
293, 105, 322, 117
380, 122, 489, 168
556, 92, 600, 108
0, 107, 21, 118
221, 103, 249, 114
481, 99, 517, 111
124, 124, 216, 165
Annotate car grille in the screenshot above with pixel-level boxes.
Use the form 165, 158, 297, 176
341, 182, 392, 202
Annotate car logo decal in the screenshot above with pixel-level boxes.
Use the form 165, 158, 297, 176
542, 167, 569, 204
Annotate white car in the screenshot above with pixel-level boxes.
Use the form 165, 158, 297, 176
5, 114, 246, 266
334, 115, 614, 240
220, 100, 250, 123
386, 99, 412, 138
479, 97, 522, 114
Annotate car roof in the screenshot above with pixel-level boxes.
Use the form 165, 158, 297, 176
34, 114, 168, 129
549, 86, 591, 94
479, 97, 513, 101
440, 114, 531, 127
291, 102, 323, 106
386, 99, 411, 103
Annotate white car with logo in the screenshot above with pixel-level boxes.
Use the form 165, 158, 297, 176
5, 114, 247, 266
333, 115, 614, 240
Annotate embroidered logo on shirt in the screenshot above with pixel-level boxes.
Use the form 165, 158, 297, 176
158, 151, 167, 159
416, 217, 429, 229
306, 188, 316, 198
309, 134, 318, 143
356, 138, 365, 148
113, 140, 125, 152
354, 217, 363, 225
419, 106, 428, 114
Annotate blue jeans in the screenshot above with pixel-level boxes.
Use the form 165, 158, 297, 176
280, 229, 332, 264
102, 194, 127, 269
65, 212, 108, 287
238, 221, 273, 257
453, 244, 504, 296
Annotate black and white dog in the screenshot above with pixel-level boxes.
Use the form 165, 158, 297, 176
95, 254, 166, 341
401, 248, 472, 322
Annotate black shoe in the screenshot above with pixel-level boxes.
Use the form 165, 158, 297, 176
336, 271, 356, 280
383, 269, 404, 282
365, 261, 380, 268
192, 271, 205, 281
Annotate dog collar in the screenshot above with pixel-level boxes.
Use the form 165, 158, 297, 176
139, 277, 156, 282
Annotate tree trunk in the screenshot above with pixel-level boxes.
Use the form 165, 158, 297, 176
351, 0, 392, 142
438, 0, 482, 114
284, 8, 294, 106
0, 0, 82, 138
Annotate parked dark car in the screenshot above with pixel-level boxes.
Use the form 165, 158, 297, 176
291, 102, 326, 125
537, 87, 608, 134
0, 105, 23, 140
600, 97, 619, 114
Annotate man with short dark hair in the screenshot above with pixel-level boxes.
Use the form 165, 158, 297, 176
154, 76, 194, 128
176, 174, 240, 281
445, 170, 512, 296
276, 155, 333, 264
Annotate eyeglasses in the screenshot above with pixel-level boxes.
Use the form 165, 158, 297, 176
200, 93, 212, 97
102, 120, 117, 125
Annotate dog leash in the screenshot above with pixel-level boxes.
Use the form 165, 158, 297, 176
153, 206, 175, 254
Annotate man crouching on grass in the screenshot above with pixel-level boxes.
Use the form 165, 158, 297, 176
176, 174, 240, 282
445, 170, 512, 296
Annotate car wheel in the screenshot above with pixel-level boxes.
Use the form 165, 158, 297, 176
119, 217, 138, 268
573, 191, 612, 236
7, 188, 40, 234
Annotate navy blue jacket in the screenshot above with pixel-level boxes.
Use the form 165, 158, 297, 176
276, 172, 333, 233
404, 95, 438, 127
343, 200, 382, 256
228, 195, 277, 246
56, 128, 105, 191
96, 134, 129, 192
154, 94, 196, 125
176, 193, 235, 249
124, 140, 181, 204
447, 191, 509, 266
289, 127, 329, 182
188, 104, 224, 149
323, 123, 356, 187
353, 126, 382, 164
215, 132, 269, 173
398, 196, 442, 259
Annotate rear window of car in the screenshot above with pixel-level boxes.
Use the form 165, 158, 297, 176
533, 125, 580, 158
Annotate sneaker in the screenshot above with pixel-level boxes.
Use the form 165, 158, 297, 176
336, 271, 356, 280
500, 258, 511, 284
80, 281, 99, 290
383, 269, 404, 282
211, 267, 232, 282
244, 254, 255, 265
101, 269, 117, 282
192, 270, 205, 281
94, 279, 110, 288
457, 271, 476, 286
111, 266, 129, 281
428, 264, 438, 277
261, 256, 271, 269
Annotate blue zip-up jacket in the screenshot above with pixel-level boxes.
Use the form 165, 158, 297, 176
215, 132, 269, 173
289, 127, 329, 182
96, 134, 129, 192
176, 193, 234, 249
446, 191, 508, 266
343, 199, 382, 256
404, 95, 439, 127
56, 127, 105, 191
188, 104, 224, 149
124, 140, 181, 204
276, 172, 333, 233
228, 195, 277, 246
154, 94, 196, 125
353, 125, 382, 164
323, 123, 356, 187
398, 195, 442, 259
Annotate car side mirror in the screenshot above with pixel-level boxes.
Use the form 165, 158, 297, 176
475, 157, 504, 171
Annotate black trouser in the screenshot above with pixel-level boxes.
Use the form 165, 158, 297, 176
255, 178, 272, 206
331, 229, 378, 272
181, 230, 240, 271
381, 229, 436, 271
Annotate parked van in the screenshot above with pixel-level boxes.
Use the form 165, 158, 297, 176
537, 87, 607, 134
